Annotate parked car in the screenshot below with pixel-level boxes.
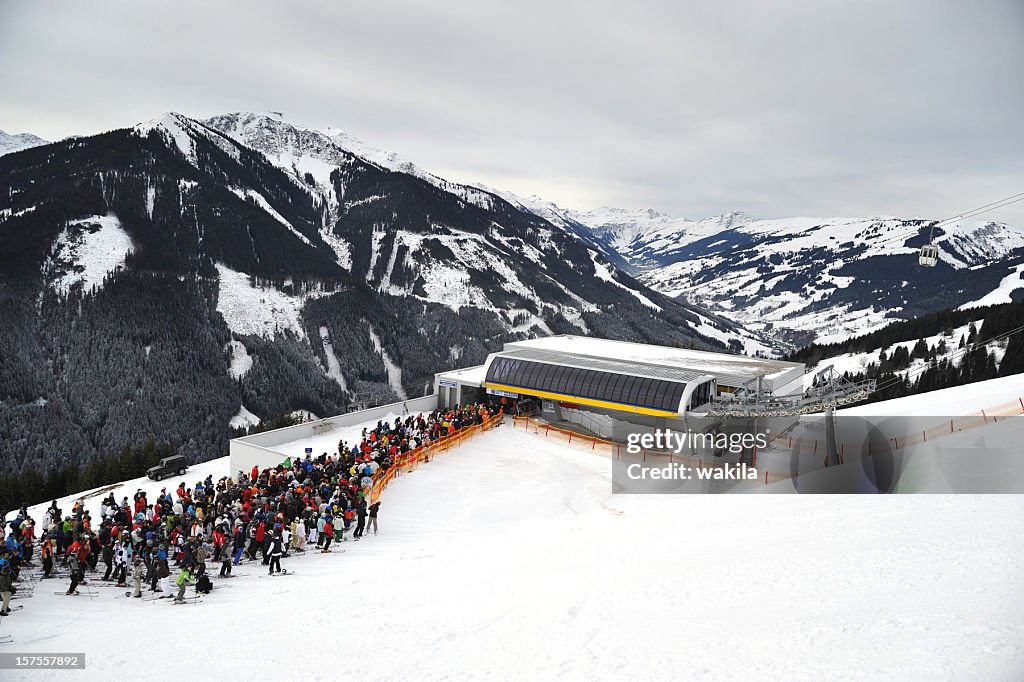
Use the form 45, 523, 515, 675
147, 455, 188, 481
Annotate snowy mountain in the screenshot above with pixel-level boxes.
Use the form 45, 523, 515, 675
0, 111, 772, 477
519, 204, 1024, 349
633, 215, 1024, 347
0, 129, 47, 156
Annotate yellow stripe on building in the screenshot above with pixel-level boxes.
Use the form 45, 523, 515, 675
485, 382, 678, 417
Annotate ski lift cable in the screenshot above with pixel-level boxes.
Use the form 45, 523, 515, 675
842, 320, 1024, 397
933, 192, 1024, 228
880, 321, 1024, 388
868, 193, 1024, 249
871, 192, 1024, 249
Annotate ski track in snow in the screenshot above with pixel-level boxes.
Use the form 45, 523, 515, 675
318, 326, 348, 392
228, 186, 313, 246
589, 251, 662, 311
367, 325, 407, 400
4, 401, 1024, 679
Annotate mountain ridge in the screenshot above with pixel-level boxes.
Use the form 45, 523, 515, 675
0, 111, 768, 478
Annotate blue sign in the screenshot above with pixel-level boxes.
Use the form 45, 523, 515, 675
487, 388, 518, 398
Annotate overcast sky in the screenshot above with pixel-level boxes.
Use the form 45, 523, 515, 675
2, 1, 1022, 223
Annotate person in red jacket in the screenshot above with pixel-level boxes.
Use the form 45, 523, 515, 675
212, 526, 226, 561
254, 521, 266, 562
321, 516, 335, 553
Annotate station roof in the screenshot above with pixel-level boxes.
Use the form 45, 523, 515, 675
494, 347, 708, 384
501, 335, 802, 387
436, 364, 488, 384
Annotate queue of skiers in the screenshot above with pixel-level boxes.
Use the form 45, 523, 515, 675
0, 402, 499, 610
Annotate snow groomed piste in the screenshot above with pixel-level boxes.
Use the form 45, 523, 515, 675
2, 381, 1024, 678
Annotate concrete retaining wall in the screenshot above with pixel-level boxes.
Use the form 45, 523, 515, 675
228, 394, 439, 474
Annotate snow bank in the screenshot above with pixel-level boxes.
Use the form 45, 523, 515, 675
840, 373, 1024, 417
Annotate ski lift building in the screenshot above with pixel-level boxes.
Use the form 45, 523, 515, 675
434, 335, 804, 439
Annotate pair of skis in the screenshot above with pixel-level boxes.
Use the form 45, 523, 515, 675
264, 569, 294, 576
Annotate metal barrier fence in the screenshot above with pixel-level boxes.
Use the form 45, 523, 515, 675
509, 415, 788, 483
512, 395, 1024, 485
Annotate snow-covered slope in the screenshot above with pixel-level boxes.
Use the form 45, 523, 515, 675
0, 129, 47, 156
205, 112, 502, 219
571, 207, 750, 262
199, 112, 768, 352
805, 321, 982, 388
5, 402, 1023, 679
565, 208, 1024, 348
839, 371, 1024, 416
46, 214, 134, 296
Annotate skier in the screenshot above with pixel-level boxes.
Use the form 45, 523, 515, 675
295, 517, 307, 551
321, 516, 334, 553
267, 531, 283, 575
354, 500, 367, 540
66, 548, 83, 596
219, 543, 232, 578
173, 565, 194, 603
131, 558, 144, 598
113, 542, 128, 587
194, 540, 207, 577
245, 523, 259, 561
100, 525, 114, 581
307, 515, 318, 547
260, 522, 272, 565
232, 524, 246, 565
0, 556, 12, 615
368, 501, 380, 535
40, 534, 54, 578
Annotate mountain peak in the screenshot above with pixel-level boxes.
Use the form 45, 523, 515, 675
0, 129, 49, 156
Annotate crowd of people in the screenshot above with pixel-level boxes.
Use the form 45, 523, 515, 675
0, 402, 501, 612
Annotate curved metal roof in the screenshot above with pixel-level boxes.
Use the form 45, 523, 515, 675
493, 347, 707, 383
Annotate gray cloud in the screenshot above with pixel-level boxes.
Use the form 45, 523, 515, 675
2, 0, 1021, 223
